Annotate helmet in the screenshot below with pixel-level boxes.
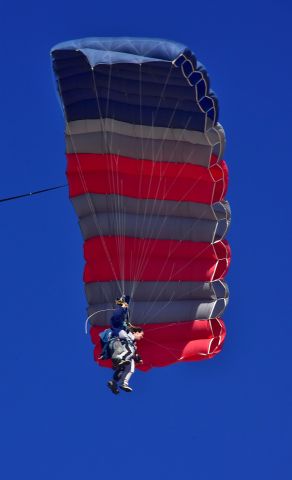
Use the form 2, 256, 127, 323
115, 294, 131, 305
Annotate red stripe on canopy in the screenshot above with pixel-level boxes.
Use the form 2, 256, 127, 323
84, 237, 230, 261
90, 318, 226, 370
83, 237, 231, 282
66, 153, 228, 204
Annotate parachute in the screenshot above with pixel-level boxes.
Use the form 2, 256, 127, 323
51, 37, 231, 370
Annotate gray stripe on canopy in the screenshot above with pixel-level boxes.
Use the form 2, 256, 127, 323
78, 211, 229, 242
66, 123, 225, 166
88, 298, 228, 325
85, 280, 229, 305
66, 132, 217, 166
71, 195, 231, 222
66, 119, 225, 148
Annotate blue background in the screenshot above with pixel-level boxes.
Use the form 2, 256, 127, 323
1, 1, 291, 478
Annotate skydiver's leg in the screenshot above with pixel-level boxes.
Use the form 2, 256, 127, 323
119, 359, 135, 392
123, 359, 135, 385
107, 362, 125, 395
113, 365, 124, 382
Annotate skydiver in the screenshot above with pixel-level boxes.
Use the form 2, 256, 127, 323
109, 294, 135, 368
110, 294, 131, 336
107, 327, 144, 394
98, 294, 132, 364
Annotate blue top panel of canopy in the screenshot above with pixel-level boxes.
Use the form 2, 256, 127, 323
51, 37, 193, 65
51, 37, 219, 128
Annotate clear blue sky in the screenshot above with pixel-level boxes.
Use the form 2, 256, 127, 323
1, 1, 291, 479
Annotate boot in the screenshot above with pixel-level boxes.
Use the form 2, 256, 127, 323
107, 380, 119, 395
119, 383, 133, 393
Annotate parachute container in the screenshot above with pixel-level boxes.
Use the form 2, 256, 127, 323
51, 37, 231, 370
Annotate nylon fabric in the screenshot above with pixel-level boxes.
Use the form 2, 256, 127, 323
88, 298, 227, 325
71, 194, 231, 222
66, 154, 228, 204
85, 280, 229, 305
51, 36, 230, 370
66, 119, 225, 149
90, 318, 226, 369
